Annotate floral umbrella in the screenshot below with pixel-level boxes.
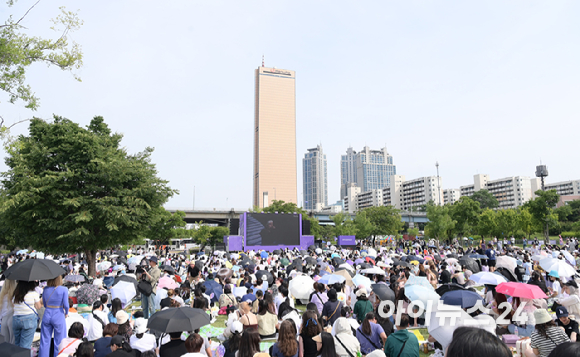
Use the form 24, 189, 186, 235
77, 284, 100, 305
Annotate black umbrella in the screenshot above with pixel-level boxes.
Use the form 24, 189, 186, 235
359, 263, 372, 269
195, 260, 204, 270
147, 307, 211, 333
159, 265, 175, 275
433, 255, 443, 262
305, 257, 317, 266
308, 245, 316, 251
255, 270, 274, 285
332, 257, 345, 266
273, 249, 281, 255
496, 267, 517, 282
300, 250, 308, 256
114, 250, 128, 257
118, 257, 128, 266
458, 257, 480, 274
113, 275, 139, 290
406, 255, 425, 264
446, 253, 459, 259
392, 260, 412, 269
0, 342, 29, 357
3, 259, 65, 281
292, 258, 303, 268
371, 284, 395, 302
436, 283, 470, 296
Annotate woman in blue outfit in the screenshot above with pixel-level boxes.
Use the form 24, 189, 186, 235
39, 275, 69, 357
12, 280, 42, 349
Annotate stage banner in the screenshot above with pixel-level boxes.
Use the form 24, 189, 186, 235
338, 235, 356, 246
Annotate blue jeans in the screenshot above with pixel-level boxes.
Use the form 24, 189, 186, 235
13, 313, 38, 349
142, 292, 156, 318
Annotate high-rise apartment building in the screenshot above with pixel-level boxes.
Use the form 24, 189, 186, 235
544, 180, 580, 196
303, 145, 328, 211
454, 174, 540, 209
253, 66, 297, 208
340, 146, 396, 199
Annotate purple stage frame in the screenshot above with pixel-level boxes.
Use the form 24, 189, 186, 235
338, 235, 356, 248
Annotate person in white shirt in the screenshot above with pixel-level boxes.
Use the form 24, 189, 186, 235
87, 301, 109, 342
182, 333, 206, 357
130, 317, 157, 354
12, 281, 42, 349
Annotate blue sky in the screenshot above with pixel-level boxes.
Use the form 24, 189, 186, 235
2, 1, 579, 210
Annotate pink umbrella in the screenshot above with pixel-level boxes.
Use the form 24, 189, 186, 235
495, 282, 547, 299
157, 276, 178, 290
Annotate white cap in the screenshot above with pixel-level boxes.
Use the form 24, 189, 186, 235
230, 320, 243, 334
134, 317, 148, 334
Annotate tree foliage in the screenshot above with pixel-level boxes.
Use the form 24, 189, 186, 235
470, 189, 499, 209
477, 209, 498, 238
450, 197, 481, 237
0, 116, 176, 275
0, 1, 83, 120
523, 190, 560, 239
361, 205, 404, 237
144, 209, 186, 242
190, 223, 229, 251
425, 204, 456, 240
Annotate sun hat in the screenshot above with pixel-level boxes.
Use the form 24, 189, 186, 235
116, 310, 129, 325
556, 306, 569, 319
356, 289, 367, 298
134, 317, 148, 334
534, 309, 552, 325
548, 270, 559, 278
149, 256, 158, 264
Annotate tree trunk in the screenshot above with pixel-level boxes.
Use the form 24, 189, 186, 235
85, 249, 97, 277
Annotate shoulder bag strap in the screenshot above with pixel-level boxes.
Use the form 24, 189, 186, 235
335, 336, 356, 357
93, 313, 106, 329
327, 301, 341, 321
23, 298, 40, 319
395, 338, 408, 357
43, 286, 58, 305
58, 338, 79, 355
357, 327, 382, 350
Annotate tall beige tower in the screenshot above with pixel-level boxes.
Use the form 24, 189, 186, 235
253, 66, 297, 208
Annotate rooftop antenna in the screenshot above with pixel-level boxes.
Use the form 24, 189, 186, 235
262, 55, 264, 67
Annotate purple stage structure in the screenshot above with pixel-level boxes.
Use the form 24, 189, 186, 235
338, 235, 356, 248
224, 212, 314, 252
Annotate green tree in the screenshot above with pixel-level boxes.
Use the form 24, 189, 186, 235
408, 227, 420, 238
450, 197, 481, 237
554, 205, 573, 222
496, 209, 518, 238
191, 224, 229, 251
470, 189, 499, 209
331, 212, 358, 237
477, 209, 498, 238
145, 209, 186, 243
251, 200, 321, 238
353, 210, 373, 241
0, 2, 83, 129
362, 205, 404, 238
524, 190, 560, 240
425, 204, 456, 240
567, 200, 580, 222
518, 207, 534, 239
0, 116, 176, 276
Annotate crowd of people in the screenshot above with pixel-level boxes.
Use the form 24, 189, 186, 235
1, 237, 580, 357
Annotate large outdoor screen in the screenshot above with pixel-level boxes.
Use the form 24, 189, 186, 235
246, 213, 301, 246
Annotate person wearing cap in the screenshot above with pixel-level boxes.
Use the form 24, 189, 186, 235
546, 270, 562, 299
142, 256, 161, 319
555, 306, 579, 342
223, 321, 243, 357
129, 317, 156, 354
353, 289, 373, 324
107, 335, 134, 357
530, 308, 570, 357
556, 280, 580, 318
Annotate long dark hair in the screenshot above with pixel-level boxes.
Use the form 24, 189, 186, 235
278, 320, 298, 357
320, 332, 338, 357
301, 310, 322, 337
228, 329, 241, 351
447, 327, 511, 357
13, 281, 36, 304
111, 298, 122, 317
238, 329, 260, 357
536, 320, 558, 339
362, 312, 376, 336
